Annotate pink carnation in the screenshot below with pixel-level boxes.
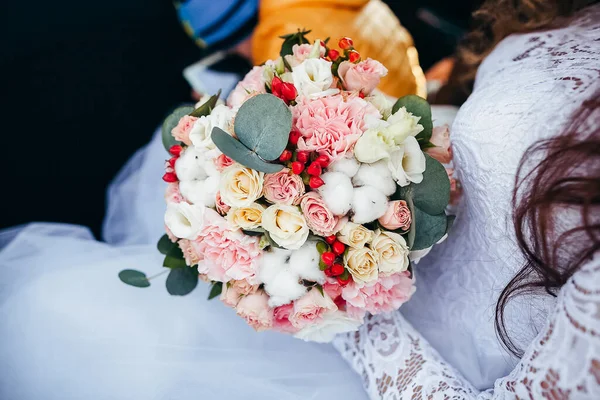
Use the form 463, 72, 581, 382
235, 291, 273, 331
285, 43, 326, 66
338, 58, 388, 95
214, 154, 235, 172
215, 191, 231, 215
227, 66, 267, 108
179, 239, 200, 266
165, 224, 178, 242
289, 288, 337, 329
341, 271, 415, 314
171, 115, 198, 146
263, 168, 305, 205
272, 303, 299, 334
293, 94, 380, 162
165, 183, 183, 204
193, 209, 262, 283
299, 192, 338, 236
220, 283, 242, 308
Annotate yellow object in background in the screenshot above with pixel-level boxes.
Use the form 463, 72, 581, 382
253, 0, 427, 98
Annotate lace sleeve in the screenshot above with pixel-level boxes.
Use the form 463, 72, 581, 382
333, 255, 600, 399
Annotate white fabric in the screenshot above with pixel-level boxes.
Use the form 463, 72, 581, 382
334, 3, 600, 398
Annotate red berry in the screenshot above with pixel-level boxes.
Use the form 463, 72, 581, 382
296, 151, 309, 164
280, 82, 297, 102
325, 235, 337, 244
328, 49, 340, 61
348, 51, 360, 63
167, 157, 177, 168
289, 130, 301, 145
321, 252, 335, 266
320, 40, 326, 47
279, 150, 292, 162
339, 37, 353, 50
324, 267, 334, 277
315, 155, 330, 168
331, 263, 344, 276
337, 275, 351, 286
309, 176, 324, 189
291, 161, 304, 175
332, 241, 346, 255
358, 92, 365, 99
271, 76, 282, 94
162, 172, 178, 183
307, 162, 322, 176
169, 145, 183, 157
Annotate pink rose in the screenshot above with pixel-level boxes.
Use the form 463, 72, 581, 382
231, 279, 259, 296
165, 183, 183, 204
337, 58, 388, 95
285, 43, 326, 67
378, 200, 412, 231
179, 239, 200, 266
193, 209, 262, 283
293, 95, 380, 162
235, 291, 273, 331
214, 154, 235, 172
220, 283, 242, 308
341, 271, 415, 314
215, 192, 231, 215
263, 169, 305, 205
171, 115, 198, 146
272, 303, 299, 333
447, 168, 462, 206
426, 125, 452, 164
289, 288, 337, 329
299, 192, 338, 236
227, 66, 267, 109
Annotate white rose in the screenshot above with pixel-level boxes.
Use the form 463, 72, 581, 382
291, 58, 339, 99
226, 202, 265, 230
344, 247, 379, 284
164, 202, 206, 239
295, 311, 363, 343
189, 104, 235, 150
371, 229, 410, 275
337, 221, 374, 249
387, 136, 426, 187
261, 204, 309, 250
219, 164, 264, 207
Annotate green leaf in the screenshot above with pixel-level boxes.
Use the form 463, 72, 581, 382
208, 282, 223, 300
161, 106, 194, 151
211, 127, 284, 173
118, 269, 151, 288
166, 266, 199, 295
402, 154, 450, 216
315, 284, 324, 297
319, 259, 328, 271
316, 241, 329, 254
403, 196, 417, 249
242, 227, 266, 237
163, 244, 187, 269
157, 234, 176, 255
445, 215, 456, 235
279, 30, 311, 57
189, 90, 222, 117
392, 95, 433, 143
234, 94, 292, 161
411, 209, 448, 251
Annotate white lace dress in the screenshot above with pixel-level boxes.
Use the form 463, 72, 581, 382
334, 5, 600, 398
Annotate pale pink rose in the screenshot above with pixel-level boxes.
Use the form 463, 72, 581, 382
272, 303, 299, 333
337, 59, 388, 95
263, 168, 305, 205
299, 192, 338, 236
378, 200, 412, 231
341, 271, 415, 314
171, 115, 198, 146
427, 125, 452, 164
235, 291, 274, 331
193, 209, 262, 283
215, 192, 231, 215
227, 66, 267, 108
220, 284, 242, 308
289, 288, 337, 329
165, 183, 183, 204
285, 43, 326, 67
231, 279, 259, 296
214, 154, 235, 172
165, 224, 178, 242
293, 94, 380, 161
179, 239, 200, 266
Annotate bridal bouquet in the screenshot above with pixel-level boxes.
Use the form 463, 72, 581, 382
119, 32, 453, 342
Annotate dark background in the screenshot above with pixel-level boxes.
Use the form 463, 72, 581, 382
1, 0, 478, 238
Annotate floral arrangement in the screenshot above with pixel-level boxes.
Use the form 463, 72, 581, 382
119, 31, 454, 342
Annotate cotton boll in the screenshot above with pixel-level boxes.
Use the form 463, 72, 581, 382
352, 161, 397, 196
175, 147, 207, 181
258, 248, 292, 285
179, 176, 219, 207
289, 241, 325, 284
328, 156, 360, 178
351, 186, 389, 224
318, 172, 353, 216
259, 248, 307, 307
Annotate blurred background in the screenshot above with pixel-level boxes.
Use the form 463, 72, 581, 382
1, 0, 480, 238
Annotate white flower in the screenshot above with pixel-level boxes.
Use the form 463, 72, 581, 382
174, 147, 208, 182
409, 233, 448, 264
351, 186, 388, 224
387, 106, 424, 137
179, 176, 219, 207
337, 221, 374, 249
261, 204, 309, 250
295, 311, 363, 343
291, 58, 339, 99
317, 172, 354, 216
164, 202, 206, 239
371, 229, 410, 275
226, 202, 265, 230
328, 156, 360, 178
219, 164, 264, 207
352, 160, 397, 196
387, 136, 426, 187
189, 104, 235, 150
366, 92, 393, 120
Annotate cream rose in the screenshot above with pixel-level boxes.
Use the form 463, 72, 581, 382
337, 221, 374, 249
226, 203, 265, 230
261, 204, 309, 250
344, 247, 378, 284
371, 229, 410, 275
219, 164, 264, 207
388, 136, 426, 187
291, 58, 339, 99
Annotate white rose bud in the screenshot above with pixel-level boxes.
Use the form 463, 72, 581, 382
371, 229, 410, 275
344, 247, 379, 284
261, 204, 309, 250
219, 164, 264, 207
337, 221, 374, 249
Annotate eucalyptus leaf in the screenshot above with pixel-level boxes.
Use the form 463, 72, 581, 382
157, 234, 176, 255
403, 196, 417, 249
118, 269, 150, 288
166, 266, 199, 296
208, 282, 223, 300
163, 245, 187, 269
411, 209, 448, 251
392, 95, 433, 143
161, 106, 194, 151
234, 94, 292, 161
402, 155, 450, 216
211, 127, 284, 173
189, 89, 221, 117
445, 215, 456, 235
242, 227, 266, 237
